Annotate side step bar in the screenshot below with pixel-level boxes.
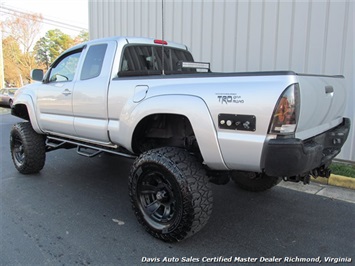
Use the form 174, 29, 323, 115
46, 136, 137, 159
77, 146, 102, 158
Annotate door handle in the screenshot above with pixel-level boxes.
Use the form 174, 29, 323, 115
62, 89, 72, 96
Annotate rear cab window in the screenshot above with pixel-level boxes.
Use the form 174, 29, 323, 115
119, 45, 195, 77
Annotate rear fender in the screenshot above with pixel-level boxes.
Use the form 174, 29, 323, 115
118, 95, 228, 170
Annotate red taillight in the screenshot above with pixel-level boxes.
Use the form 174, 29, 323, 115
269, 84, 300, 135
154, 39, 168, 45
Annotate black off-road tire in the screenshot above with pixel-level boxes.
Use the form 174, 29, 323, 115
10, 122, 46, 174
231, 171, 282, 192
129, 147, 213, 242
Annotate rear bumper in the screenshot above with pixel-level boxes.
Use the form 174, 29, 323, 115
262, 118, 351, 177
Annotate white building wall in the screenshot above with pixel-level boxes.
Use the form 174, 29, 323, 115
89, 0, 354, 162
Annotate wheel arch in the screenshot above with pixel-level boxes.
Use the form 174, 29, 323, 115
131, 113, 196, 153
11, 94, 42, 133
11, 104, 30, 120
121, 95, 228, 170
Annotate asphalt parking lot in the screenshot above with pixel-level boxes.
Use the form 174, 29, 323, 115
1, 108, 354, 265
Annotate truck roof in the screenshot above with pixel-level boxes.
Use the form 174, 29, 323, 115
66, 36, 188, 53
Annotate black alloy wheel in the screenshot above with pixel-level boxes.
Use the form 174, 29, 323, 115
129, 147, 213, 242
136, 164, 181, 231
10, 122, 46, 174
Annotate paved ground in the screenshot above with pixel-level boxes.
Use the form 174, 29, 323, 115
1, 109, 354, 265
279, 180, 355, 204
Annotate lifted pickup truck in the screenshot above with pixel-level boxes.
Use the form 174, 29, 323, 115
11, 36, 350, 242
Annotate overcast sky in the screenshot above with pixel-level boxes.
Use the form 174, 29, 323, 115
0, 0, 89, 37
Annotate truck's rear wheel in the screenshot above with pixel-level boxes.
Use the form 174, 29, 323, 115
129, 147, 213, 242
10, 122, 46, 174
231, 171, 281, 192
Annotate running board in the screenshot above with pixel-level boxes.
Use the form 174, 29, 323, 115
77, 146, 102, 157
46, 136, 137, 159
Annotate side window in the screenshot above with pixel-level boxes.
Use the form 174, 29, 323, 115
81, 44, 108, 80
49, 51, 81, 82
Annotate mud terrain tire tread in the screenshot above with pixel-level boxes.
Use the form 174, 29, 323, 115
129, 147, 213, 242
10, 122, 46, 174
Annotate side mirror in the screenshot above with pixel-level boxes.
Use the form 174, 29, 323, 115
31, 69, 44, 81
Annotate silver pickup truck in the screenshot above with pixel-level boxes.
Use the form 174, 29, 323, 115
10, 36, 351, 242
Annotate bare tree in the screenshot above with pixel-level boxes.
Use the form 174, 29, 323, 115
1, 11, 43, 85
2, 11, 43, 52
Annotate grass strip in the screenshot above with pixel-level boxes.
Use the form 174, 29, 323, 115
330, 162, 355, 178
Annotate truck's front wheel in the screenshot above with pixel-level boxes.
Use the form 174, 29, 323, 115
129, 147, 213, 242
10, 122, 46, 174
231, 171, 281, 192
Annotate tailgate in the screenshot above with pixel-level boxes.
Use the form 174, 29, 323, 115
296, 74, 346, 140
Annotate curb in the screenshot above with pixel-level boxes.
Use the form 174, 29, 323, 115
311, 174, 355, 190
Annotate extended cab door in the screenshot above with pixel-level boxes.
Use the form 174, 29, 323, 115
72, 41, 117, 142
36, 48, 83, 135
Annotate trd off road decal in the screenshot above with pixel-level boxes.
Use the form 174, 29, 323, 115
216, 93, 244, 104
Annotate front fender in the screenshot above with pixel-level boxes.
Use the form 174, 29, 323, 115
12, 94, 42, 134
119, 95, 228, 170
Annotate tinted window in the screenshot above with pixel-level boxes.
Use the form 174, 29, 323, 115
49, 51, 81, 82
119, 45, 194, 76
81, 44, 108, 80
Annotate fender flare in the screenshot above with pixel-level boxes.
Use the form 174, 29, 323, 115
12, 94, 42, 134
119, 95, 228, 170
